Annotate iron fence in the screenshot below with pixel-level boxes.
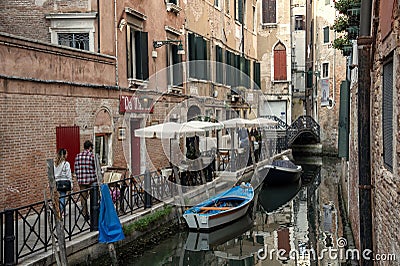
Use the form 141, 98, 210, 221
0, 170, 171, 265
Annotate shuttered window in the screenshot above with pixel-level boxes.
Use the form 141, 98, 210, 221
235, 0, 243, 24
338, 80, 350, 160
323, 26, 330, 43
167, 44, 183, 87
188, 33, 209, 80
262, 0, 276, 24
234, 54, 240, 86
383, 60, 393, 172
56, 126, 80, 172
127, 28, 149, 80
274, 43, 287, 80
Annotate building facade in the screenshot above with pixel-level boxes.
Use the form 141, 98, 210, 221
0, 0, 259, 208
341, 0, 400, 261
312, 0, 347, 153
256, 0, 292, 125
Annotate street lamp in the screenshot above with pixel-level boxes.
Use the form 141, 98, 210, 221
152, 40, 185, 55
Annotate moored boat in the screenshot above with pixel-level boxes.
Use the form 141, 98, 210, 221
264, 157, 302, 186
183, 183, 254, 230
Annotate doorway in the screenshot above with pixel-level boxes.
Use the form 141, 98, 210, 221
130, 119, 141, 175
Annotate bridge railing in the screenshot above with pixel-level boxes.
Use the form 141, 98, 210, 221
286, 115, 320, 146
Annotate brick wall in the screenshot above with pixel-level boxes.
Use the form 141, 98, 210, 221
0, 35, 124, 208
0, 0, 91, 42
347, 77, 360, 250
369, 6, 400, 260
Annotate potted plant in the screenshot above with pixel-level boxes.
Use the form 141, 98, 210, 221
331, 16, 349, 32
332, 36, 351, 50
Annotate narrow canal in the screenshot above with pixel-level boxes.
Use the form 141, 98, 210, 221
102, 156, 352, 265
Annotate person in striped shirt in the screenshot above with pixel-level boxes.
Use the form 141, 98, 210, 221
74, 140, 97, 220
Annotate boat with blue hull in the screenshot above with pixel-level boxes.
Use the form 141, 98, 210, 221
183, 183, 254, 230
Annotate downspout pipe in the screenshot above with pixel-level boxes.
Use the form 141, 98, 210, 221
97, 0, 100, 53
357, 0, 373, 265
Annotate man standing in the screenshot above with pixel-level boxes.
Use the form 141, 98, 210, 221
74, 140, 97, 220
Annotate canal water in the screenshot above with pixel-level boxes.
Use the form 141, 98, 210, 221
108, 156, 349, 265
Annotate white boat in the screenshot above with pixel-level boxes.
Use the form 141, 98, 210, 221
183, 183, 254, 230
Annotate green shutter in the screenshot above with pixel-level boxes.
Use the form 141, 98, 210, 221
254, 62, 260, 89
195, 36, 205, 79
127, 27, 132, 78
338, 80, 350, 160
172, 45, 183, 86
238, 0, 243, 24
135, 31, 149, 80
307, 69, 313, 88
216, 46, 223, 84
188, 33, 196, 78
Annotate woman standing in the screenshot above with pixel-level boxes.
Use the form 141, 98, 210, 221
54, 148, 73, 215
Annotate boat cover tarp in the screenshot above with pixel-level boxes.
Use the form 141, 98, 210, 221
98, 184, 125, 243
272, 159, 298, 169
185, 183, 253, 214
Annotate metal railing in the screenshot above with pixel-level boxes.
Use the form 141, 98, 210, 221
0, 170, 173, 265
286, 115, 321, 146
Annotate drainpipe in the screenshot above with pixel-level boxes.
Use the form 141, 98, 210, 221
97, 0, 100, 53
357, 0, 373, 264
114, 0, 119, 86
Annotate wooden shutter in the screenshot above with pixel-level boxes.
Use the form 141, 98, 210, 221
172, 45, 183, 86
204, 38, 210, 80
56, 126, 80, 172
244, 58, 250, 87
135, 31, 149, 80
216, 46, 224, 84
338, 80, 350, 160
127, 27, 133, 78
234, 54, 240, 86
188, 33, 196, 78
383, 60, 393, 171
323, 27, 330, 43
253, 62, 261, 89
262, 0, 276, 23
238, 0, 243, 24
274, 49, 287, 80
226, 50, 232, 86
195, 36, 205, 80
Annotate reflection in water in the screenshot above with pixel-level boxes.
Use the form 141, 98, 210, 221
130, 157, 345, 266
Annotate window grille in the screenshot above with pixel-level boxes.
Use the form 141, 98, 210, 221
58, 33, 89, 51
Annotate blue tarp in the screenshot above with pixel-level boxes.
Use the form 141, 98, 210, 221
98, 184, 125, 243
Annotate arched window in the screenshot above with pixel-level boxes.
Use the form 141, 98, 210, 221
274, 42, 287, 80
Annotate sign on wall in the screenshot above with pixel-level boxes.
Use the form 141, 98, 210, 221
321, 79, 330, 106
119, 95, 154, 113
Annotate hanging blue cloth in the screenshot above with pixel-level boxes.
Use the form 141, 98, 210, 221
98, 184, 125, 243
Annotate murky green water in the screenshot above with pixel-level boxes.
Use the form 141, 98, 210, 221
114, 156, 348, 265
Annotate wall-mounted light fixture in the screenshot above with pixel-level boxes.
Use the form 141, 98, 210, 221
139, 95, 153, 109
153, 40, 185, 55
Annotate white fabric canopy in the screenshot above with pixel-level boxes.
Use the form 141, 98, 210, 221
183, 120, 224, 131
134, 122, 204, 139
247, 118, 278, 127
222, 118, 252, 128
